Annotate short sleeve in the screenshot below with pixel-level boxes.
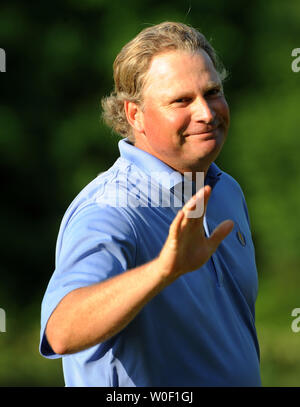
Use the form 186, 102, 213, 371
39, 204, 137, 358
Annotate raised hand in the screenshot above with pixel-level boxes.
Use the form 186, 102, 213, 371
158, 185, 234, 281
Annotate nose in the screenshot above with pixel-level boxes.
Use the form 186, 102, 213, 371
191, 96, 215, 124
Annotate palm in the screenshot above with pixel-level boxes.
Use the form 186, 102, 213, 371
159, 186, 234, 279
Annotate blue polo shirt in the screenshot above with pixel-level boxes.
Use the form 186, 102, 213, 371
40, 138, 261, 387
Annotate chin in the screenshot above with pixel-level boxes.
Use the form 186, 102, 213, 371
196, 138, 223, 157
189, 147, 223, 172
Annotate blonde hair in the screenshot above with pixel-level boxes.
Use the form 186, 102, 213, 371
101, 21, 227, 142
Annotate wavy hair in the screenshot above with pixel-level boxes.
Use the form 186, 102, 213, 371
101, 21, 227, 142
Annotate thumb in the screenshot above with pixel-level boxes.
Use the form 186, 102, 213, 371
208, 220, 234, 252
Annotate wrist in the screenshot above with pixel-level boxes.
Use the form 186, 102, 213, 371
152, 255, 181, 287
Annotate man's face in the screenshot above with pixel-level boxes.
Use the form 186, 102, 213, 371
134, 49, 230, 175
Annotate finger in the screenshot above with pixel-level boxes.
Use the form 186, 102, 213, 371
184, 185, 211, 219
208, 220, 234, 252
168, 209, 185, 240
202, 185, 211, 214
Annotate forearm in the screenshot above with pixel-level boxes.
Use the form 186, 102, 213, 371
46, 258, 174, 355
46, 187, 233, 356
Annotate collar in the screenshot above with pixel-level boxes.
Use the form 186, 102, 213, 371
118, 138, 222, 192
205, 161, 222, 190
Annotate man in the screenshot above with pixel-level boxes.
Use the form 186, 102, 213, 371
40, 22, 261, 386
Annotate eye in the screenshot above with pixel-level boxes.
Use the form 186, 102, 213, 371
205, 88, 222, 97
173, 97, 192, 104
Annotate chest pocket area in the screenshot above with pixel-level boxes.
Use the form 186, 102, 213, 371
210, 218, 259, 307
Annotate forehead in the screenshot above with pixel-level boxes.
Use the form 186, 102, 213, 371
143, 49, 220, 98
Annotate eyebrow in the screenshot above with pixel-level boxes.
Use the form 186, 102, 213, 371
205, 80, 222, 90
163, 80, 223, 102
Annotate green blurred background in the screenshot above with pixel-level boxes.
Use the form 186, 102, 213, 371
1, 0, 300, 386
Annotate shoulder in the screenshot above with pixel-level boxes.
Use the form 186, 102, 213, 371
60, 158, 138, 228
214, 164, 246, 201
56, 162, 143, 255
214, 165, 251, 226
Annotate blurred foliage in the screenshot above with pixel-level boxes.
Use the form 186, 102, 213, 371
1, 0, 300, 387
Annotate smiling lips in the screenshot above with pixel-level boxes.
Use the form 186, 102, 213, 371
184, 125, 220, 137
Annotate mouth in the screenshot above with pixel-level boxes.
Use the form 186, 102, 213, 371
185, 127, 219, 139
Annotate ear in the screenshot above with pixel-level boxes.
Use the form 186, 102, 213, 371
124, 100, 145, 134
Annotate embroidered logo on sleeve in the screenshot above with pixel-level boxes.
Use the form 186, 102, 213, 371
236, 227, 246, 247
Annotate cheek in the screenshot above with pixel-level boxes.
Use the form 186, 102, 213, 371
143, 108, 162, 136
216, 98, 230, 126
144, 108, 183, 136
